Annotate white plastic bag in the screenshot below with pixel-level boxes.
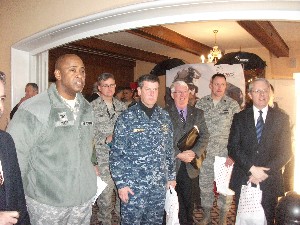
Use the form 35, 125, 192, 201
214, 156, 235, 196
164, 186, 180, 225
235, 182, 267, 225
92, 176, 108, 205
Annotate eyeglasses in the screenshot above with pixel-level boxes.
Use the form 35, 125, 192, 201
101, 84, 116, 88
173, 90, 189, 95
252, 89, 268, 95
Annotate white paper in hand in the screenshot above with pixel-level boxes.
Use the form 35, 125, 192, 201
92, 176, 108, 205
164, 186, 180, 225
214, 156, 235, 196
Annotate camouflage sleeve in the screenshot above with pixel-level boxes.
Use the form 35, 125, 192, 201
229, 99, 241, 126
91, 101, 107, 145
165, 114, 176, 181
109, 114, 129, 189
195, 97, 205, 111
232, 99, 241, 114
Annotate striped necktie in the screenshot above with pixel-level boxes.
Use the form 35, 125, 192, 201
256, 110, 264, 143
179, 110, 185, 125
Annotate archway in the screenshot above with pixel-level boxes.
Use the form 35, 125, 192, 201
11, 0, 300, 106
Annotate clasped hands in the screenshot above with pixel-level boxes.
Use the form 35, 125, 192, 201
248, 165, 270, 185
177, 150, 195, 163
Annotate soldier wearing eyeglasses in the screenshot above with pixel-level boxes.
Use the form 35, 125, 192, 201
91, 72, 126, 225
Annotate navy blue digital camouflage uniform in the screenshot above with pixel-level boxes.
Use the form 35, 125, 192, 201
110, 102, 176, 225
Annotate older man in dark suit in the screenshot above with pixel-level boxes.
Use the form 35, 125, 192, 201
228, 78, 292, 225
165, 80, 209, 225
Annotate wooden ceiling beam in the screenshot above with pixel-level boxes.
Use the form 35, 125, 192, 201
71, 37, 169, 64
237, 21, 289, 57
127, 25, 212, 56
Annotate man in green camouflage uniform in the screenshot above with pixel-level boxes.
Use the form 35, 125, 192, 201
195, 74, 240, 225
91, 73, 127, 225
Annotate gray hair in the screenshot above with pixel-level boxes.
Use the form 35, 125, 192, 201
97, 73, 115, 83
248, 78, 270, 93
137, 74, 160, 88
26, 83, 39, 92
170, 80, 189, 93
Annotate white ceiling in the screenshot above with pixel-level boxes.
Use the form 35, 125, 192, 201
98, 20, 300, 61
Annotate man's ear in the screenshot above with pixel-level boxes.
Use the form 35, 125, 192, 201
209, 82, 212, 90
137, 87, 141, 96
171, 92, 175, 100
54, 70, 61, 81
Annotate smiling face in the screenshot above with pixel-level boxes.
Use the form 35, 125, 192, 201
249, 80, 270, 110
171, 83, 189, 109
54, 54, 86, 100
137, 81, 159, 108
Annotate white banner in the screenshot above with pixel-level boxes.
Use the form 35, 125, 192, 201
166, 63, 245, 107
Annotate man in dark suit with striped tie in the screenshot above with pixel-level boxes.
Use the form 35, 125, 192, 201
165, 80, 209, 225
228, 78, 292, 225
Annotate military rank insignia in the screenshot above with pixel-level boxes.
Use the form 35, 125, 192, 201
55, 112, 74, 127
161, 124, 169, 133
133, 128, 145, 132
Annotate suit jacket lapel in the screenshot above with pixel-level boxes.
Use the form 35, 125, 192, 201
186, 105, 194, 128
245, 108, 258, 142
170, 104, 184, 130
260, 106, 274, 144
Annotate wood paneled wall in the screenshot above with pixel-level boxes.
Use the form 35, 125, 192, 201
49, 47, 136, 97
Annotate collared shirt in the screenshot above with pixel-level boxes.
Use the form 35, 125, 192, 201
176, 107, 187, 120
253, 105, 268, 125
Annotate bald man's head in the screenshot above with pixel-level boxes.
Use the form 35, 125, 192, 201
54, 54, 86, 100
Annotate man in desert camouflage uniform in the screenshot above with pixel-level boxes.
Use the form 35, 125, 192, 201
110, 74, 176, 225
195, 73, 240, 225
91, 73, 127, 225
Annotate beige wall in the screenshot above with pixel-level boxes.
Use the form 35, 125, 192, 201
270, 41, 300, 79
0, 0, 139, 128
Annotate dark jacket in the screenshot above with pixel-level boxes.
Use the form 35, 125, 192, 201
165, 104, 209, 178
0, 130, 30, 225
228, 106, 292, 197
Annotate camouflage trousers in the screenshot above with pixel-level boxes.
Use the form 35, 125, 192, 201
199, 158, 233, 212
120, 184, 165, 225
26, 195, 93, 225
97, 176, 120, 225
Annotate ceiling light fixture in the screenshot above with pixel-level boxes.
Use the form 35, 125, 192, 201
201, 30, 222, 64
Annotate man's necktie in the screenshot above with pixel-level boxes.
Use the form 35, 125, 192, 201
179, 110, 185, 125
256, 110, 264, 143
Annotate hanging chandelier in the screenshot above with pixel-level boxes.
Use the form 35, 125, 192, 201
201, 30, 222, 64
